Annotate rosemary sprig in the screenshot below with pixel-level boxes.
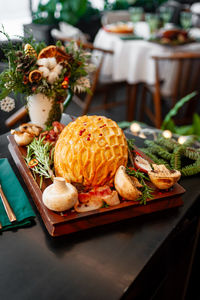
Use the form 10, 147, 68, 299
126, 167, 154, 205
26, 137, 55, 188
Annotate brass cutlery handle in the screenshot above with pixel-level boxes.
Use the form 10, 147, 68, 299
0, 184, 17, 222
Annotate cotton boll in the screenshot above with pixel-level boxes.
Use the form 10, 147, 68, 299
38, 66, 50, 78
48, 71, 59, 84
47, 57, 57, 70
37, 58, 49, 67
53, 64, 63, 76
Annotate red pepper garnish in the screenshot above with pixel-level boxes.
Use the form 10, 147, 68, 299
28, 159, 38, 168
134, 151, 142, 157
128, 167, 137, 171
100, 124, 106, 128
79, 129, 86, 136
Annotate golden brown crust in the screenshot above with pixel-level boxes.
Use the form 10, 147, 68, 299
54, 115, 128, 187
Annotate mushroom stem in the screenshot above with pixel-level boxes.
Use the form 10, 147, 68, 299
53, 177, 68, 192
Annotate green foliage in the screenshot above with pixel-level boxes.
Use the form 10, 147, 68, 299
193, 113, 200, 136
31, 0, 88, 25
26, 137, 55, 188
141, 138, 200, 177
0, 29, 91, 104
127, 138, 135, 151
126, 167, 154, 205
155, 137, 178, 151
60, 0, 87, 25
181, 159, 200, 177
161, 92, 200, 139
104, 0, 167, 11
145, 140, 172, 161
32, 0, 57, 25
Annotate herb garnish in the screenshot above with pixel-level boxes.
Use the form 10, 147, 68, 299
26, 137, 55, 188
127, 139, 135, 151
126, 167, 154, 205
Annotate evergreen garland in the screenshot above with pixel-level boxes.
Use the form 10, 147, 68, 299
170, 146, 184, 170
181, 159, 200, 176
184, 147, 200, 161
141, 137, 200, 177
155, 137, 178, 151
144, 140, 172, 161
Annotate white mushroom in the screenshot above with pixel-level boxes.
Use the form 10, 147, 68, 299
114, 165, 142, 201
11, 129, 34, 146
148, 164, 181, 190
42, 177, 78, 212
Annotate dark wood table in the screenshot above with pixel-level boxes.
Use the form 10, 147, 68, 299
0, 115, 199, 300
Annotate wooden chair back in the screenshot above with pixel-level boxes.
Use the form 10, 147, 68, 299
151, 52, 200, 128
58, 38, 127, 115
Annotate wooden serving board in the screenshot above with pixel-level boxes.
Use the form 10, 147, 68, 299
8, 135, 185, 237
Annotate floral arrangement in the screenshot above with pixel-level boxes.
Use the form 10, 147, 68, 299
0, 29, 92, 111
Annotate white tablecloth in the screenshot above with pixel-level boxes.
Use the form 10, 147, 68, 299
94, 28, 200, 96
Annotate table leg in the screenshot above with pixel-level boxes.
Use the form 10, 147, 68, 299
126, 83, 138, 122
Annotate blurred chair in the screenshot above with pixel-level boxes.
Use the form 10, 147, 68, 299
101, 10, 131, 26
51, 22, 88, 43
58, 38, 126, 115
139, 52, 200, 128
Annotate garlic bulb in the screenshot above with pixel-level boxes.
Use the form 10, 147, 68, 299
42, 177, 78, 212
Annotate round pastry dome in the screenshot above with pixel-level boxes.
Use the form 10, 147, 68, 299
54, 115, 128, 187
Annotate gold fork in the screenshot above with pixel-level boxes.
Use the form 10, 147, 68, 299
0, 184, 17, 222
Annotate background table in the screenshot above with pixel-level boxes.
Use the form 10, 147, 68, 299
0, 115, 199, 300
94, 29, 200, 89
94, 29, 200, 121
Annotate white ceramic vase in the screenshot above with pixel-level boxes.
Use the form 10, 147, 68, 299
28, 93, 63, 128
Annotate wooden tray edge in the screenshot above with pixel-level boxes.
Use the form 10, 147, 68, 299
8, 135, 185, 237
8, 136, 54, 235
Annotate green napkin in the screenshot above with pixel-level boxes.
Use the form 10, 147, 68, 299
0, 158, 36, 232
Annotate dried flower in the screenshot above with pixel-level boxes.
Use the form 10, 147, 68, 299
0, 97, 15, 112
73, 77, 90, 93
